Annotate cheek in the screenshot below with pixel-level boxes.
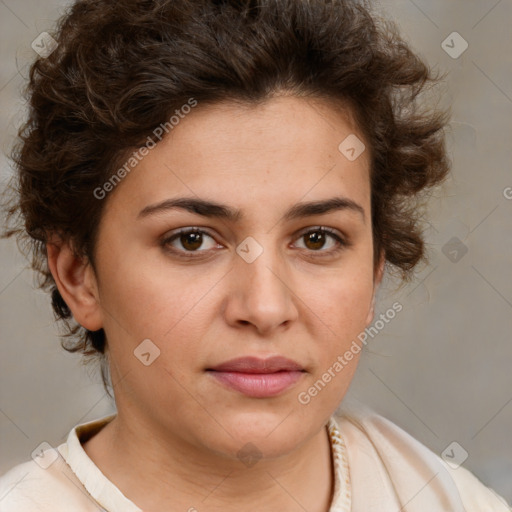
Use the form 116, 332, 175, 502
304, 264, 375, 336
297, 276, 373, 408
96, 250, 222, 375
319, 284, 373, 359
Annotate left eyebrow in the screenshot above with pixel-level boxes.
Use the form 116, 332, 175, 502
282, 197, 365, 223
137, 196, 366, 223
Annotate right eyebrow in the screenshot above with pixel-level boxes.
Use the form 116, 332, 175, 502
138, 197, 242, 222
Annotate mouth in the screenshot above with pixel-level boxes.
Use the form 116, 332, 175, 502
206, 356, 306, 398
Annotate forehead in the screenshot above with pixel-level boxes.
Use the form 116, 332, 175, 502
103, 95, 371, 220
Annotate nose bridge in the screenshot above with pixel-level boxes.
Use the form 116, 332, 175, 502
244, 245, 286, 296
227, 234, 298, 332
239, 236, 288, 301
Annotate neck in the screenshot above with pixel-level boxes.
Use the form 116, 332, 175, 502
83, 411, 335, 512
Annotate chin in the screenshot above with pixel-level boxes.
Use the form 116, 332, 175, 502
205, 409, 317, 461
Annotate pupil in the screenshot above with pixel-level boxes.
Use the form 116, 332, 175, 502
183, 232, 202, 250
306, 232, 324, 250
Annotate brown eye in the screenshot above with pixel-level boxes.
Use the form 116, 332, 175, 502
162, 228, 219, 255
303, 231, 328, 251
180, 231, 203, 251
293, 227, 346, 255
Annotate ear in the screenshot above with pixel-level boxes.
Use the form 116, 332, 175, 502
365, 251, 385, 326
46, 237, 103, 331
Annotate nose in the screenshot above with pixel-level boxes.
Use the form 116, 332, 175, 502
223, 241, 299, 336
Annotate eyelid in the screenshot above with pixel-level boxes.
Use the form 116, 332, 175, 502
293, 225, 344, 240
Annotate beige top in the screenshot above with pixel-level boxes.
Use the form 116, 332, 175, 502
0, 404, 510, 511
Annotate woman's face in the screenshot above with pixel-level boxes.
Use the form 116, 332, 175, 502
89, 95, 380, 459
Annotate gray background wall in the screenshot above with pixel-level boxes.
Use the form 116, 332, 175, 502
1, 0, 511, 505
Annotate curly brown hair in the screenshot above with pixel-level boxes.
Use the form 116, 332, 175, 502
2, 0, 450, 393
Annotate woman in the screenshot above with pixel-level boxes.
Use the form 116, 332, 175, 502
1, 0, 510, 510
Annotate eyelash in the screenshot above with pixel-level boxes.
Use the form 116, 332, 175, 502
160, 226, 349, 260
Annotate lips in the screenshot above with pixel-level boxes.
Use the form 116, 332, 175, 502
207, 356, 304, 373
206, 356, 305, 398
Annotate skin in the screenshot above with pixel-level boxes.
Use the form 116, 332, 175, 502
48, 95, 384, 512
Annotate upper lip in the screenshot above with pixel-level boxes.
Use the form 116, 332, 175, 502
207, 356, 304, 374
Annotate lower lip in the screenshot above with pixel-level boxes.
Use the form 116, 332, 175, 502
208, 370, 304, 398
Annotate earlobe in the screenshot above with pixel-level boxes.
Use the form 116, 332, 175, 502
366, 252, 386, 326
375, 250, 386, 288
365, 295, 376, 327
46, 239, 103, 331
